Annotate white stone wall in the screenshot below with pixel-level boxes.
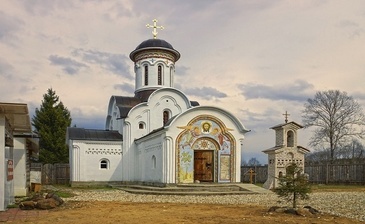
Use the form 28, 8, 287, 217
264, 147, 306, 189
13, 138, 27, 196
69, 140, 123, 183
134, 55, 175, 92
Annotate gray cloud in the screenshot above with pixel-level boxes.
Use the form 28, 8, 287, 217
113, 83, 134, 95
337, 19, 364, 39
183, 86, 227, 100
18, 0, 74, 16
70, 107, 105, 129
0, 58, 14, 79
72, 49, 132, 79
238, 80, 314, 102
175, 65, 190, 76
351, 91, 365, 101
0, 11, 23, 42
239, 107, 283, 131
338, 20, 359, 28
49, 55, 88, 75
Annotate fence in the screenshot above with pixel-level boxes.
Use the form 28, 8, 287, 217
241, 166, 268, 183
241, 161, 365, 184
31, 163, 70, 185
31, 162, 364, 185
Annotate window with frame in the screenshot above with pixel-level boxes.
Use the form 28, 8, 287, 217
144, 65, 148, 85
163, 110, 170, 125
158, 65, 162, 85
100, 159, 109, 169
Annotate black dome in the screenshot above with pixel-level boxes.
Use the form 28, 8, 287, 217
135, 39, 174, 50
130, 39, 180, 62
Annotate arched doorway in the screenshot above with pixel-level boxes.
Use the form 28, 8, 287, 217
192, 138, 218, 182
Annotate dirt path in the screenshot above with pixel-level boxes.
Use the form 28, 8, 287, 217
10, 201, 364, 224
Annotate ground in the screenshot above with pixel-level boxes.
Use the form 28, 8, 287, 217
3, 185, 365, 224
7, 200, 363, 224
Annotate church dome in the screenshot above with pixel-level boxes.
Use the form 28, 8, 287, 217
129, 39, 180, 62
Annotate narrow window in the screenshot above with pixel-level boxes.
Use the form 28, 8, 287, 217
144, 65, 148, 85
152, 155, 156, 169
170, 67, 173, 86
163, 110, 169, 125
278, 171, 283, 178
287, 130, 294, 147
100, 159, 108, 169
158, 65, 162, 85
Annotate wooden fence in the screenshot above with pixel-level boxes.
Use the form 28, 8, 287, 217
241, 161, 365, 184
241, 166, 268, 183
31, 163, 70, 185
31, 162, 364, 185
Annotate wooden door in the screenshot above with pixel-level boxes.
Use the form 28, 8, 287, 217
194, 150, 214, 182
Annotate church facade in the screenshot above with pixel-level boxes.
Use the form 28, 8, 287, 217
67, 22, 249, 186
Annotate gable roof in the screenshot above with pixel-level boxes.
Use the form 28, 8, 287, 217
270, 121, 303, 130
262, 145, 310, 154
67, 127, 123, 141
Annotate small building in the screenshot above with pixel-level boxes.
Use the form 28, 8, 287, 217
0, 103, 38, 211
67, 128, 123, 187
262, 119, 309, 189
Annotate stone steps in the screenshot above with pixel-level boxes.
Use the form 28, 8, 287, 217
110, 183, 272, 196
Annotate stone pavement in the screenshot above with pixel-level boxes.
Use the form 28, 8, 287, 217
0, 208, 49, 222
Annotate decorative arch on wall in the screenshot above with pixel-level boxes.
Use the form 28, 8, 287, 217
175, 115, 236, 184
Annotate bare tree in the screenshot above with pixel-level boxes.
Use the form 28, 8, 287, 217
337, 139, 365, 160
302, 90, 365, 162
247, 157, 261, 166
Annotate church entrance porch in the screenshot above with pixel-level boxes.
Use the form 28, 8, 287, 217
177, 115, 237, 184
194, 150, 214, 182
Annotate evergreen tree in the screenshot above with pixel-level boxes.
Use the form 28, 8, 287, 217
274, 163, 311, 208
32, 88, 72, 164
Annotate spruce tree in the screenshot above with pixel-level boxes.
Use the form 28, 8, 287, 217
274, 163, 311, 208
32, 88, 72, 164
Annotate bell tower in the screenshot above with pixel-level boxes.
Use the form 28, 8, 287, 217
129, 19, 180, 100
262, 114, 310, 189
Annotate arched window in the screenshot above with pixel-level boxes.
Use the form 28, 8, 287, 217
139, 122, 145, 129
163, 110, 170, 125
158, 65, 162, 85
100, 159, 109, 169
144, 65, 148, 85
278, 171, 283, 178
152, 155, 156, 169
287, 130, 294, 147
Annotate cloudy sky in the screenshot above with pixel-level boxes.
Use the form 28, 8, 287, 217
1, 0, 365, 164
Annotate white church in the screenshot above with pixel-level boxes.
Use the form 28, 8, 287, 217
67, 20, 250, 186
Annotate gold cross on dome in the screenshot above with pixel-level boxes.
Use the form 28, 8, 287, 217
283, 111, 290, 123
146, 19, 164, 39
